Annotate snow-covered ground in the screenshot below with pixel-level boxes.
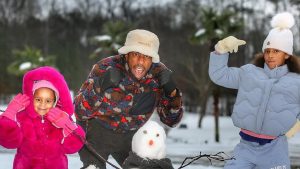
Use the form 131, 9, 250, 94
1, 105, 300, 169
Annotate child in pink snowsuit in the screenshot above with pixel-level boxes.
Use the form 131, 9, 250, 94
0, 66, 85, 169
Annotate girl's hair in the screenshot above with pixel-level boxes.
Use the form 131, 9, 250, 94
251, 53, 300, 74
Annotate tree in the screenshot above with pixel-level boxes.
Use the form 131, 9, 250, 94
0, 0, 40, 24
190, 7, 244, 142
7, 46, 56, 76
89, 20, 134, 59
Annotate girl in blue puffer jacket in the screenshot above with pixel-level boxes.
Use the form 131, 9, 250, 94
209, 12, 300, 169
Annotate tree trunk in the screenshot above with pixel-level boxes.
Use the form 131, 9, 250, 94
198, 98, 207, 128
198, 86, 211, 128
213, 89, 220, 142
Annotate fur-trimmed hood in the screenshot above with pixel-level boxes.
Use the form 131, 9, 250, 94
22, 66, 73, 118
251, 53, 300, 74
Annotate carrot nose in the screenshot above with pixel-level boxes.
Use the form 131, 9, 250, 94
149, 140, 154, 146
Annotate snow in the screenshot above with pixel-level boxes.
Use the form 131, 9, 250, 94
195, 29, 206, 37
19, 62, 32, 71
1, 108, 300, 168
93, 35, 112, 42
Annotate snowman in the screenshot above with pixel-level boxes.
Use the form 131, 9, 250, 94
122, 120, 174, 169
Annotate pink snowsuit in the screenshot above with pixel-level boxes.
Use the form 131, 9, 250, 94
0, 66, 85, 169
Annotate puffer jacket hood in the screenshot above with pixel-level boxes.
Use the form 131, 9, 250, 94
251, 53, 300, 74
23, 66, 74, 118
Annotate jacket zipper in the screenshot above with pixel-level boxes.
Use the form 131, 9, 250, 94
41, 115, 44, 123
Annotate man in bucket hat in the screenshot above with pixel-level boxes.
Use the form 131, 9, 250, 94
74, 29, 183, 169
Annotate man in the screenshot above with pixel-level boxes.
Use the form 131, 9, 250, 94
74, 29, 183, 169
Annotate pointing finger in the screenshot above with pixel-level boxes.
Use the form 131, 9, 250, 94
237, 39, 246, 46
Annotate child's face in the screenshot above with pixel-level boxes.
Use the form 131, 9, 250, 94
264, 48, 289, 69
33, 87, 55, 115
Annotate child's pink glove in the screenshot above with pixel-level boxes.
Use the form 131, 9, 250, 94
2, 93, 30, 121
47, 108, 77, 137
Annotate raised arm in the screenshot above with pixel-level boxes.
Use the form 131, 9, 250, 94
0, 94, 30, 148
209, 36, 246, 89
156, 68, 183, 127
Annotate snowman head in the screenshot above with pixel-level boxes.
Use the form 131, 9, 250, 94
132, 121, 167, 160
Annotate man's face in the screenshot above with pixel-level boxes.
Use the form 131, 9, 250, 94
126, 52, 152, 80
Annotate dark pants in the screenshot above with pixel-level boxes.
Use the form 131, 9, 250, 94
78, 119, 135, 169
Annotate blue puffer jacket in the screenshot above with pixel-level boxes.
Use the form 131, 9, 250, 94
209, 52, 300, 137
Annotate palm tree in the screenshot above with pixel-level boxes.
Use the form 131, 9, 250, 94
89, 20, 134, 59
191, 7, 244, 142
7, 46, 56, 76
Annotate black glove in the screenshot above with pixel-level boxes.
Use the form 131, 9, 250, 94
99, 68, 124, 91
158, 69, 177, 97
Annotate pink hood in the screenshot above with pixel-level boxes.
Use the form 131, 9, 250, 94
23, 66, 74, 118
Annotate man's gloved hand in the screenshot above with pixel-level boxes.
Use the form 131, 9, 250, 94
2, 93, 30, 121
99, 68, 124, 92
215, 36, 246, 54
158, 69, 177, 97
286, 120, 300, 138
47, 108, 77, 137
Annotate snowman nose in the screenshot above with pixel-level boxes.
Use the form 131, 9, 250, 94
149, 140, 154, 146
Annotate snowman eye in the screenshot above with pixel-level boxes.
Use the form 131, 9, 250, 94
143, 130, 147, 134
156, 133, 159, 137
